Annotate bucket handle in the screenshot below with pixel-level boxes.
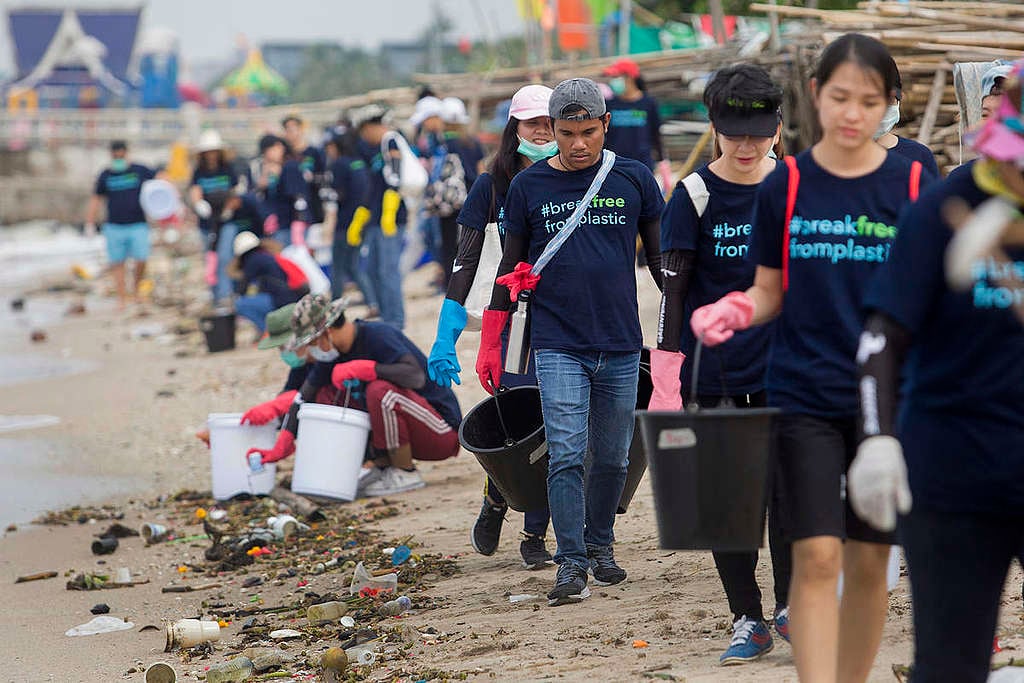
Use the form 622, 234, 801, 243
687, 336, 736, 411
488, 380, 516, 448
333, 379, 359, 414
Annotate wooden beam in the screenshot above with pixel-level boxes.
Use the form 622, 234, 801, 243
917, 66, 949, 147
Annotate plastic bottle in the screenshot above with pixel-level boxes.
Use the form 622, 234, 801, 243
307, 600, 348, 624
378, 595, 412, 617
204, 656, 254, 683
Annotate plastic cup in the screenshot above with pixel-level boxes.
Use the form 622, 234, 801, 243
164, 619, 221, 651
141, 523, 169, 544
114, 567, 132, 585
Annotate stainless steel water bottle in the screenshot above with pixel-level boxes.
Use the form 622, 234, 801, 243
505, 289, 532, 375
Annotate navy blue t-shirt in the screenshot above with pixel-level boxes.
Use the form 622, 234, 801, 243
306, 321, 462, 429
231, 192, 270, 237
661, 162, 777, 394
443, 133, 485, 188
604, 95, 662, 170
748, 149, 934, 417
457, 172, 504, 234
865, 168, 1024, 514
359, 137, 409, 227
283, 363, 312, 392
261, 160, 310, 227
191, 165, 237, 198
891, 136, 939, 178
95, 164, 155, 224
329, 155, 371, 229
296, 145, 325, 177
504, 155, 665, 352
239, 249, 306, 308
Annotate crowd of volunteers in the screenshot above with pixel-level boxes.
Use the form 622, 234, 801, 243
87, 40, 1024, 682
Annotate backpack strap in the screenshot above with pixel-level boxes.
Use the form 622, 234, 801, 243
909, 160, 922, 202
782, 155, 800, 292
681, 172, 710, 218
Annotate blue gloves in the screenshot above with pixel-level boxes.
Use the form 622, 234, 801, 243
427, 298, 468, 388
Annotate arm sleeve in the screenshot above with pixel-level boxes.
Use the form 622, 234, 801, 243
638, 215, 663, 290
375, 353, 426, 389
858, 312, 912, 439
657, 249, 697, 352
445, 227, 486, 305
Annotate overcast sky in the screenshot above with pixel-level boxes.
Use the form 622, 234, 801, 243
0, 0, 526, 73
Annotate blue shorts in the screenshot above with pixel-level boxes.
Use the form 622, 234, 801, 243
104, 222, 151, 263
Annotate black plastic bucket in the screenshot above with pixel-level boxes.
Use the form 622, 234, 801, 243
459, 386, 548, 513
200, 310, 236, 353
617, 347, 652, 514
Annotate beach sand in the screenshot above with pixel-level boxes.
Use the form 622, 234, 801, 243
0, 248, 1021, 682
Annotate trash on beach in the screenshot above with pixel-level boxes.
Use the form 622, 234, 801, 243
321, 647, 348, 680
91, 536, 118, 555
307, 600, 348, 625
96, 523, 138, 538
508, 593, 543, 603
164, 619, 220, 651
90, 603, 110, 615
378, 595, 412, 617
203, 656, 253, 683
269, 628, 304, 640
141, 522, 170, 544
113, 567, 132, 585
67, 572, 109, 590
267, 514, 309, 540
30, 329, 47, 343
65, 615, 134, 637
349, 560, 397, 596
15, 571, 58, 583
390, 544, 412, 566
144, 662, 177, 683
633, 639, 650, 648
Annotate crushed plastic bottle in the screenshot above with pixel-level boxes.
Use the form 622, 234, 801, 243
204, 656, 254, 683
378, 595, 412, 617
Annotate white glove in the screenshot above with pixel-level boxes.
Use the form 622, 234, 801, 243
84, 222, 98, 237
848, 435, 912, 532
194, 199, 212, 219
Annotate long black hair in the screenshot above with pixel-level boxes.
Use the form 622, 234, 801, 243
815, 33, 897, 100
487, 117, 525, 202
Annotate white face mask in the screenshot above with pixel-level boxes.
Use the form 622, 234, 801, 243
308, 345, 339, 362
874, 103, 900, 140
517, 136, 558, 163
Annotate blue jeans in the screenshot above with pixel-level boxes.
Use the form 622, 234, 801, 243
213, 222, 238, 302
331, 237, 377, 306
363, 223, 404, 329
535, 349, 640, 569
235, 293, 275, 333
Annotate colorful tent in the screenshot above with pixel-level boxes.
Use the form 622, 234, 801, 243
221, 49, 288, 98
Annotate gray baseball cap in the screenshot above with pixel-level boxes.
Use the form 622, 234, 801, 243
549, 78, 607, 121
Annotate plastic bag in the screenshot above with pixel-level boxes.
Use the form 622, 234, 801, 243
65, 616, 134, 637
348, 560, 397, 596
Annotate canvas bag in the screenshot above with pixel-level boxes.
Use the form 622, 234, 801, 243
463, 182, 502, 331
381, 131, 428, 204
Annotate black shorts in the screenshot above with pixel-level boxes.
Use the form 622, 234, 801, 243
774, 413, 896, 545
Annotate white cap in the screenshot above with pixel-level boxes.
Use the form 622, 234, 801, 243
441, 97, 470, 125
410, 96, 444, 127
509, 84, 553, 121
196, 129, 225, 153
233, 231, 260, 257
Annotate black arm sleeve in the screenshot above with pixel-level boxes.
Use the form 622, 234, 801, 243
638, 216, 663, 291
656, 249, 697, 352
281, 377, 321, 436
444, 227, 486, 305
858, 312, 912, 439
375, 353, 426, 390
488, 230, 529, 312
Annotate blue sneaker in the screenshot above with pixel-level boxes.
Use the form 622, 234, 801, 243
720, 616, 774, 666
774, 607, 790, 643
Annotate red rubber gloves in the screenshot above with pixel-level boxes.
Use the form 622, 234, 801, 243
204, 252, 218, 286
247, 430, 295, 464
331, 360, 377, 387
690, 292, 755, 347
496, 262, 540, 302
240, 390, 297, 426
648, 349, 685, 411
263, 213, 279, 235
476, 308, 509, 394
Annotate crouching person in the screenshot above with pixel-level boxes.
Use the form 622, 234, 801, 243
247, 294, 462, 497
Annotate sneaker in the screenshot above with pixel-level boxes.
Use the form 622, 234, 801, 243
586, 544, 627, 586
361, 467, 425, 497
470, 499, 507, 556
547, 564, 590, 606
720, 616, 774, 666
520, 532, 554, 570
773, 607, 790, 643
356, 466, 386, 494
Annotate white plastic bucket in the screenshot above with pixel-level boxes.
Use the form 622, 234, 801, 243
292, 404, 370, 501
140, 179, 182, 221
207, 413, 278, 500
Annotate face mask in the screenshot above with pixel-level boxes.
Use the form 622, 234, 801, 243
874, 103, 900, 140
517, 136, 557, 163
609, 77, 627, 96
110, 158, 128, 172
308, 345, 339, 363
279, 350, 305, 368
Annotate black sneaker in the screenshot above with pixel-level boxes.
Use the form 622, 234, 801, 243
547, 563, 590, 606
470, 498, 506, 556
520, 532, 554, 570
587, 543, 627, 586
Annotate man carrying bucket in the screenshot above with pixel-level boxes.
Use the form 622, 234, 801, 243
247, 294, 462, 497
477, 78, 664, 606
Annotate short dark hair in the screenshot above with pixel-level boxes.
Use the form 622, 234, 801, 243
281, 115, 303, 128
259, 134, 285, 154
703, 64, 783, 123
815, 33, 897, 99
328, 310, 347, 329
110, 140, 127, 152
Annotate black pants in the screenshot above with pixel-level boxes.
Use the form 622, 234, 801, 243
439, 215, 459, 287
690, 391, 792, 622
902, 506, 1024, 683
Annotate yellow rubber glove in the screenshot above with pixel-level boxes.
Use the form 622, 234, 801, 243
346, 206, 371, 246
381, 189, 401, 237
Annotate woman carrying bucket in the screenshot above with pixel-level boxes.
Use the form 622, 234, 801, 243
690, 34, 934, 682
426, 84, 557, 571
849, 61, 1024, 683
652, 63, 792, 666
